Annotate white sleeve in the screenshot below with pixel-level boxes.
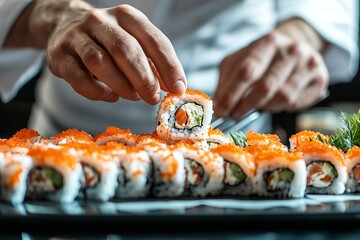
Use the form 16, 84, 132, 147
0, 0, 44, 103
276, 0, 359, 84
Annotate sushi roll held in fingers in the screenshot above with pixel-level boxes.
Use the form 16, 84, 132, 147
294, 141, 347, 195
254, 147, 307, 198
156, 89, 213, 143
26, 147, 83, 203
211, 144, 256, 196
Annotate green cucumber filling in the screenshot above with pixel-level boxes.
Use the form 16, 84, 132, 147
265, 168, 294, 192
306, 161, 337, 188
28, 167, 63, 192
224, 160, 246, 186
185, 158, 204, 186
81, 163, 100, 187
174, 103, 204, 129
207, 141, 220, 149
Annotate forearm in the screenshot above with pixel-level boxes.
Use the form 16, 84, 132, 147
3, 0, 92, 49
274, 18, 328, 53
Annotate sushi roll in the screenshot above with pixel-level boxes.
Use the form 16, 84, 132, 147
115, 146, 152, 199
344, 146, 360, 193
145, 145, 185, 197
289, 130, 329, 151
173, 141, 224, 197
254, 148, 306, 198
0, 152, 32, 204
156, 89, 213, 143
66, 143, 119, 202
94, 126, 137, 146
26, 147, 83, 203
294, 141, 347, 195
211, 144, 256, 196
206, 128, 232, 149
50, 128, 93, 145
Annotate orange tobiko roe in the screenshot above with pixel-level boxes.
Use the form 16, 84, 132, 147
94, 126, 134, 141
27, 147, 79, 170
290, 130, 329, 148
294, 140, 346, 166
345, 146, 360, 160
51, 128, 93, 143
246, 130, 282, 145
208, 128, 226, 137
11, 128, 41, 140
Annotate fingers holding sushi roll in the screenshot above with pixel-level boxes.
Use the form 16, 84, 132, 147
10, 1, 186, 104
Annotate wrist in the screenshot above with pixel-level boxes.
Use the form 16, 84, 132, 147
4, 0, 93, 49
274, 18, 328, 53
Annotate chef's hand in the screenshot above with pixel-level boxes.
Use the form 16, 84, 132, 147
214, 19, 329, 119
4, 0, 186, 104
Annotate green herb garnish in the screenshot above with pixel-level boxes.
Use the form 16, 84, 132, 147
328, 109, 360, 153
229, 131, 248, 148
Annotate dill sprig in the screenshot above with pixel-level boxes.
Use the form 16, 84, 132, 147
229, 131, 248, 148
328, 109, 360, 153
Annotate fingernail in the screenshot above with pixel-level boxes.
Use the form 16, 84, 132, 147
172, 80, 186, 93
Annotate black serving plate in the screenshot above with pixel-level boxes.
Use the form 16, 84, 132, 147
1, 195, 360, 237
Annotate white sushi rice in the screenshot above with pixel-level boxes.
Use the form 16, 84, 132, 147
174, 144, 224, 197
116, 149, 152, 198
0, 153, 33, 204
72, 149, 119, 202
345, 151, 360, 193
147, 147, 185, 197
254, 156, 307, 198
156, 92, 213, 142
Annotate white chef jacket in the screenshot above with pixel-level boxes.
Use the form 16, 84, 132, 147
0, 0, 359, 137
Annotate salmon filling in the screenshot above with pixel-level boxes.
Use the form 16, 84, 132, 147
352, 164, 360, 183
80, 163, 100, 188
184, 158, 204, 186
28, 167, 63, 192
306, 161, 337, 188
265, 168, 294, 192
175, 103, 203, 130
223, 160, 246, 186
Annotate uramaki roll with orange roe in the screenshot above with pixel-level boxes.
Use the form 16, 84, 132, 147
94, 126, 137, 146
345, 146, 360, 193
206, 128, 232, 149
26, 147, 83, 203
253, 148, 306, 198
156, 89, 213, 143
0, 151, 32, 204
114, 146, 152, 199
293, 141, 347, 195
173, 141, 224, 197
289, 130, 329, 151
147, 145, 185, 197
65, 143, 119, 202
211, 144, 256, 196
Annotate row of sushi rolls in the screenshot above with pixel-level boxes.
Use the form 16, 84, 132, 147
1, 89, 360, 204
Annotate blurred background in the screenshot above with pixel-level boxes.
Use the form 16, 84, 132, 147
1, 10, 359, 142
